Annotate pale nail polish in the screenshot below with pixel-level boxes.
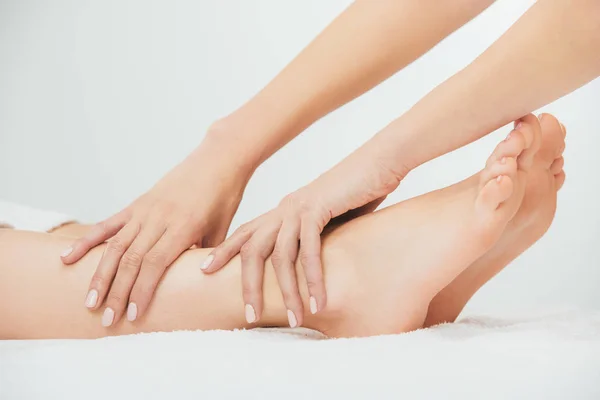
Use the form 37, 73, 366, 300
85, 289, 98, 308
200, 255, 214, 270
127, 303, 138, 322
287, 310, 298, 328
245, 304, 256, 324
309, 296, 318, 315
496, 175, 503, 183
102, 308, 114, 327
61, 247, 73, 258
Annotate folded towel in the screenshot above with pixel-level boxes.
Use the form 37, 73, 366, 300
0, 200, 75, 232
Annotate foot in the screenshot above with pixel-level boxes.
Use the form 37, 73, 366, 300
424, 113, 566, 326
312, 114, 542, 338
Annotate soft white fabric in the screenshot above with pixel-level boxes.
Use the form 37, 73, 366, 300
0, 200, 75, 232
1, 203, 599, 398
2, 310, 600, 399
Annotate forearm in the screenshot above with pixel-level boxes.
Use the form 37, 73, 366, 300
214, 0, 495, 169
377, 0, 600, 170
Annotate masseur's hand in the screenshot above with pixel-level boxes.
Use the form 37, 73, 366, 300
202, 140, 406, 327
61, 129, 253, 326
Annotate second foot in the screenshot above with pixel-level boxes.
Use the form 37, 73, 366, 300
313, 115, 541, 338
424, 113, 567, 326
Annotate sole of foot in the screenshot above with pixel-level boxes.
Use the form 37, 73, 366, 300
315, 113, 543, 338
424, 113, 566, 327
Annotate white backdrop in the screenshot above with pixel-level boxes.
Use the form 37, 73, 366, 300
1, 0, 599, 315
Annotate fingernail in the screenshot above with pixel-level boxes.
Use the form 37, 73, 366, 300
127, 303, 137, 322
500, 157, 506, 165
85, 289, 98, 308
61, 247, 73, 258
102, 308, 114, 327
200, 254, 214, 270
309, 296, 318, 314
496, 175, 503, 183
245, 304, 256, 324
287, 310, 298, 328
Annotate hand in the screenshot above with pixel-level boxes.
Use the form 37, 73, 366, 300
202, 142, 406, 327
61, 133, 253, 326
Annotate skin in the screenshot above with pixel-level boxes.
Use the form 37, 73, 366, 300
206, 0, 600, 327
3, 115, 565, 339
64, 0, 597, 328
61, 0, 497, 326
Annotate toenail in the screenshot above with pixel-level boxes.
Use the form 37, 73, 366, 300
496, 175, 503, 183
560, 123, 566, 135
505, 132, 512, 141
515, 122, 523, 130
538, 113, 545, 121
500, 157, 506, 165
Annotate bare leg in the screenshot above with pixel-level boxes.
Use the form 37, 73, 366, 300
1, 115, 546, 339
425, 114, 566, 326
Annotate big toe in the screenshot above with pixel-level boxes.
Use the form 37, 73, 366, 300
537, 113, 566, 166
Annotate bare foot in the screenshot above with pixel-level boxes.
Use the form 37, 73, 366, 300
424, 113, 566, 327
313, 114, 542, 338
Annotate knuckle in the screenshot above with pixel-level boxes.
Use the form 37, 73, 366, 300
299, 251, 319, 267
240, 242, 257, 259
306, 280, 321, 291
108, 236, 128, 253
270, 248, 286, 267
143, 250, 167, 268
106, 292, 124, 305
236, 223, 253, 238
242, 285, 260, 300
281, 291, 300, 306
122, 250, 144, 268
90, 275, 106, 287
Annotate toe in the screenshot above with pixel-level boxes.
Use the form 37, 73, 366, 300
476, 175, 514, 214
486, 130, 527, 168
550, 156, 564, 175
554, 170, 566, 191
537, 113, 565, 166
480, 156, 518, 185
514, 114, 542, 171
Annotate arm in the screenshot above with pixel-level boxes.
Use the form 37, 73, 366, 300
64, 0, 494, 326
214, 0, 496, 169
377, 0, 600, 171
207, 0, 600, 327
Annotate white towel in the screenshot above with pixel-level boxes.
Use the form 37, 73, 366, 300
1, 310, 599, 399
0, 200, 75, 232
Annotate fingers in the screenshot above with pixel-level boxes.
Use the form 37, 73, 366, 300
62, 212, 127, 264
101, 222, 166, 326
299, 216, 326, 315
128, 227, 191, 321
201, 223, 254, 273
272, 220, 303, 328
240, 227, 278, 324
85, 222, 139, 312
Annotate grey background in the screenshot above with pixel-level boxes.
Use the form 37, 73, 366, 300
1, 0, 598, 315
